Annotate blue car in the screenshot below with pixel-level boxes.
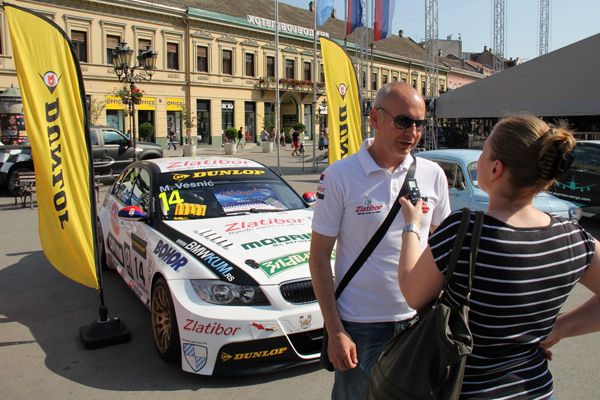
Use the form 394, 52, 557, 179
415, 149, 582, 221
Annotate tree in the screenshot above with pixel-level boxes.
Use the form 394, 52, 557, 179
139, 122, 154, 141
89, 98, 106, 125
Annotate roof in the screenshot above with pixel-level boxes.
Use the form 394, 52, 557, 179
435, 33, 600, 118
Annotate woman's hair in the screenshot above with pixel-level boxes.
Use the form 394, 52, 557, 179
488, 113, 576, 194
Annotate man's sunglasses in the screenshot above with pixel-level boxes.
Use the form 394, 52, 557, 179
376, 107, 426, 131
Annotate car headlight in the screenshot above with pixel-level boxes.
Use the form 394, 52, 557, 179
191, 280, 270, 306
569, 205, 583, 222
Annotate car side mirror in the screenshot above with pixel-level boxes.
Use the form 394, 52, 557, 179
303, 192, 317, 204
118, 205, 148, 221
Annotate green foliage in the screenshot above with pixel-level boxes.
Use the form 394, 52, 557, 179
89, 98, 106, 125
263, 112, 276, 132
139, 122, 154, 140
224, 127, 238, 140
292, 122, 305, 132
181, 101, 195, 130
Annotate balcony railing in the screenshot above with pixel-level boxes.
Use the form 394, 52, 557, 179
257, 77, 325, 93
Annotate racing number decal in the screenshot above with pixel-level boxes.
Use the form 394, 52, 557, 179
124, 242, 147, 286
158, 190, 184, 212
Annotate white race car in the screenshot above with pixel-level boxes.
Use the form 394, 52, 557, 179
97, 157, 329, 375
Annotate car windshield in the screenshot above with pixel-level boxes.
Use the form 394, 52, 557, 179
157, 167, 307, 219
467, 161, 479, 188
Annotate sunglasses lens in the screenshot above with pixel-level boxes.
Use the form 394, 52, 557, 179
394, 116, 425, 130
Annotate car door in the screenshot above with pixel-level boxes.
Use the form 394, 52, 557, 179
436, 160, 474, 211
100, 128, 135, 174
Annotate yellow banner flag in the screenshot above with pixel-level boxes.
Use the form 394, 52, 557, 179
319, 37, 362, 164
6, 4, 98, 289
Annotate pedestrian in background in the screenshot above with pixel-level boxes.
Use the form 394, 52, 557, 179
236, 127, 244, 149
309, 82, 451, 400
398, 114, 600, 399
167, 128, 177, 150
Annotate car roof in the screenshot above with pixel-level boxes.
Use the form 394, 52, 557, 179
415, 149, 482, 164
144, 156, 267, 173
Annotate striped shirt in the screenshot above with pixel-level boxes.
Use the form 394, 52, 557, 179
429, 211, 595, 399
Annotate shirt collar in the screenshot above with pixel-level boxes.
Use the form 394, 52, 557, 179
358, 138, 414, 175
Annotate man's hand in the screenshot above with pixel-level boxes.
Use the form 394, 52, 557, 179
330, 330, 358, 371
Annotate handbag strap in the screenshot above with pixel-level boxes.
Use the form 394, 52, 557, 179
436, 208, 485, 306
335, 159, 417, 299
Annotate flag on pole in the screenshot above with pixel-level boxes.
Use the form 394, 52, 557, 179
346, 0, 364, 35
374, 0, 396, 41
319, 37, 362, 164
316, 0, 335, 26
5, 4, 98, 289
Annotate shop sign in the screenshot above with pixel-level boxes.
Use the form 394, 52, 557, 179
105, 95, 125, 110
167, 98, 184, 111
137, 97, 156, 111
247, 15, 329, 39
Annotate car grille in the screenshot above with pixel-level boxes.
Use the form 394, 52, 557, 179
288, 328, 323, 356
280, 279, 317, 304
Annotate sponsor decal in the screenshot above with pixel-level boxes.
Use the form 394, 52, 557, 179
220, 347, 287, 362
299, 315, 312, 330
106, 233, 124, 265
355, 195, 383, 215
183, 343, 208, 372
110, 202, 121, 235
184, 320, 241, 336
153, 239, 188, 271
555, 177, 596, 193
317, 185, 326, 193
181, 240, 235, 281
131, 232, 147, 259
224, 217, 306, 233
316, 192, 325, 200
258, 251, 309, 277
241, 233, 312, 250
319, 174, 325, 184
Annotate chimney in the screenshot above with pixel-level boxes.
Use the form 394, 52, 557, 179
398, 30, 404, 37
331, 9, 337, 19
484, 45, 487, 52
309, 1, 313, 12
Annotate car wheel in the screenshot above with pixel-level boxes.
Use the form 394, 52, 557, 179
96, 220, 108, 270
7, 167, 34, 195
151, 277, 181, 362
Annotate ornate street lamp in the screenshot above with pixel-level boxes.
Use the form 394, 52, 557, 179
111, 42, 157, 161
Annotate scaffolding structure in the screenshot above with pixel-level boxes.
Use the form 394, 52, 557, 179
539, 0, 550, 56
423, 0, 439, 150
492, 0, 505, 73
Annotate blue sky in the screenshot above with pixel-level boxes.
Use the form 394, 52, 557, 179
279, 0, 600, 62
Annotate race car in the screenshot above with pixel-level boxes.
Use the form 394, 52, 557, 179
97, 157, 329, 375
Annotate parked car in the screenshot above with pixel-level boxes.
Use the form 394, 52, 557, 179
0, 125, 163, 193
547, 140, 600, 216
97, 156, 326, 376
415, 149, 582, 221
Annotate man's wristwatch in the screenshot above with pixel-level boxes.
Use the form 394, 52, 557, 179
402, 224, 421, 240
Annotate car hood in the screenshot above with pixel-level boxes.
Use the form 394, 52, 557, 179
471, 187, 570, 214
160, 208, 319, 286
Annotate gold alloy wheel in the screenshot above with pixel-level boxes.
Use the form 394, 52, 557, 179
151, 284, 172, 355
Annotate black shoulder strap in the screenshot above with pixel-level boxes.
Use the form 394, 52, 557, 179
335, 159, 417, 299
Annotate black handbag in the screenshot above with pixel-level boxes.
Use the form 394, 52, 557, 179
320, 161, 417, 371
366, 209, 484, 400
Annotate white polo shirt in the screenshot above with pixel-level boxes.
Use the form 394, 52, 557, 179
312, 138, 450, 323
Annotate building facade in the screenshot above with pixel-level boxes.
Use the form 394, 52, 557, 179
0, 0, 484, 147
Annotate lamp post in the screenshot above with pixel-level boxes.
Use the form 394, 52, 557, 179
111, 42, 157, 161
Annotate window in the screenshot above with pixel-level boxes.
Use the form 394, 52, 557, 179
422, 80, 426, 95
266, 56, 275, 78
223, 50, 232, 75
71, 30, 88, 63
138, 39, 151, 58
245, 53, 255, 77
320, 64, 325, 83
371, 73, 377, 90
285, 59, 295, 79
382, 74, 388, 85
303, 62, 311, 81
167, 43, 179, 70
197, 46, 208, 72
106, 35, 120, 65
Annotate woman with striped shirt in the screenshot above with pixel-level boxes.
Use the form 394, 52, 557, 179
398, 114, 600, 399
